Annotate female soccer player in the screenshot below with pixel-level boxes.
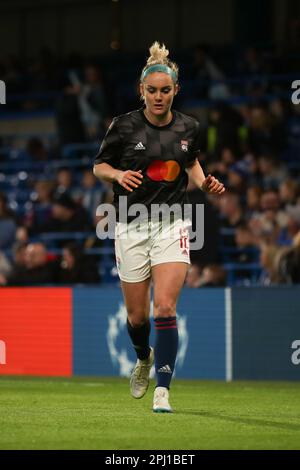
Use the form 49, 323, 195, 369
93, 42, 225, 413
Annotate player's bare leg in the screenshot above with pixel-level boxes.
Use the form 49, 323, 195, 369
151, 262, 188, 412
121, 278, 154, 398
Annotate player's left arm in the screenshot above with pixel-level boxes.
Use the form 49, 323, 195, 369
186, 158, 225, 195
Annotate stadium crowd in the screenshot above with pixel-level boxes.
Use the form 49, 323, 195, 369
1, 44, 300, 286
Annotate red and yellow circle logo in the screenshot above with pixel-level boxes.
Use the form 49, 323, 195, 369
146, 160, 180, 182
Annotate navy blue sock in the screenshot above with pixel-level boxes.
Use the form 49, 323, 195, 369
127, 319, 151, 360
154, 316, 178, 389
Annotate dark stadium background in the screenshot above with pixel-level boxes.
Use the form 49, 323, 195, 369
0, 0, 300, 380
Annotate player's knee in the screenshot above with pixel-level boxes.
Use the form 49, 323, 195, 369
127, 314, 148, 328
154, 303, 176, 318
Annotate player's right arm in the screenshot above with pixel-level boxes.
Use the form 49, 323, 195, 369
93, 118, 143, 192
93, 163, 143, 192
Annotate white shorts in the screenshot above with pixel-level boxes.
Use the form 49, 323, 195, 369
114, 217, 191, 283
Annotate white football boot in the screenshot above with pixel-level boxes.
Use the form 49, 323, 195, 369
153, 386, 173, 413
130, 347, 154, 399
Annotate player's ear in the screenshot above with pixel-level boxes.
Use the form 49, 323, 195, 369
174, 83, 180, 95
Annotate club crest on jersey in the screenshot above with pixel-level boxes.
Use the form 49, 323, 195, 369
181, 140, 189, 152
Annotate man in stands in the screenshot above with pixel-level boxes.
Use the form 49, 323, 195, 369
0, 242, 55, 286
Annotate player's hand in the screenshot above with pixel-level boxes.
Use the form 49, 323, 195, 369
201, 174, 225, 194
115, 169, 143, 192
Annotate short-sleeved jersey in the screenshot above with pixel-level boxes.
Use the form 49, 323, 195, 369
94, 108, 201, 220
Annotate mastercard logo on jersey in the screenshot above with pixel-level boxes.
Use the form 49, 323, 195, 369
146, 160, 181, 182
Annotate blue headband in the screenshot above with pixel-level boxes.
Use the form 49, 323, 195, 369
141, 64, 178, 83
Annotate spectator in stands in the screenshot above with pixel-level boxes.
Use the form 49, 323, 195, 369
269, 99, 290, 128
73, 169, 105, 217
65, 64, 109, 140
246, 185, 262, 219
207, 147, 237, 181
277, 215, 300, 246
276, 231, 300, 284
56, 168, 74, 195
0, 192, 17, 249
13, 242, 28, 269
200, 264, 227, 287
247, 105, 287, 156
192, 44, 230, 100
23, 137, 49, 162
279, 179, 300, 231
0, 251, 12, 277
55, 242, 100, 284
238, 47, 269, 97
55, 76, 86, 146
206, 103, 243, 159
235, 223, 257, 257
258, 242, 282, 285
233, 223, 259, 283
227, 163, 248, 195
185, 263, 203, 288
41, 192, 91, 233
15, 226, 29, 245
219, 191, 245, 246
0, 242, 55, 286
257, 154, 288, 189
279, 179, 299, 208
249, 189, 289, 244
24, 180, 55, 233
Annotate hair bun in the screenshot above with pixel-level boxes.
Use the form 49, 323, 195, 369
141, 41, 179, 82
147, 41, 169, 66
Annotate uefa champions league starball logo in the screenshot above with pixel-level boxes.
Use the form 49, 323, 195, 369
106, 302, 189, 377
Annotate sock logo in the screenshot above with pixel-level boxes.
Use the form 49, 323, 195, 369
158, 364, 172, 373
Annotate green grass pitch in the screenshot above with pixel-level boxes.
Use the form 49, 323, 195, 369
0, 376, 300, 450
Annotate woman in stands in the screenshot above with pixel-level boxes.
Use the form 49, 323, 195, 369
93, 42, 225, 413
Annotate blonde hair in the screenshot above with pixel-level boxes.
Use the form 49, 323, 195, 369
141, 41, 178, 82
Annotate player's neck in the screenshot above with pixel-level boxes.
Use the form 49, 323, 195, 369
143, 109, 173, 127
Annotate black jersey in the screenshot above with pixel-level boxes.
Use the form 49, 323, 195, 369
94, 108, 201, 220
